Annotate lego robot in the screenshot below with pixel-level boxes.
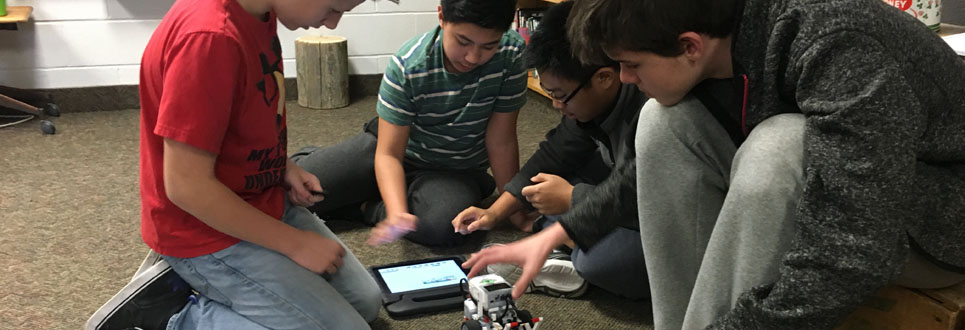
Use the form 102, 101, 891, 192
461, 274, 543, 330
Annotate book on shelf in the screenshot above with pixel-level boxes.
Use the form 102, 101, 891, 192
513, 8, 544, 44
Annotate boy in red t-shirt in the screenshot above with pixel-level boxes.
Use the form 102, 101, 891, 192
87, 0, 383, 329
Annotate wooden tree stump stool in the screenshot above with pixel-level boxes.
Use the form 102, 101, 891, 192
296, 35, 349, 109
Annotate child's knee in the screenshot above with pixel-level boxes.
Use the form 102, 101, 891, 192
405, 222, 468, 247
740, 113, 805, 159
357, 284, 382, 323
636, 96, 730, 158
730, 114, 807, 200
727, 168, 801, 207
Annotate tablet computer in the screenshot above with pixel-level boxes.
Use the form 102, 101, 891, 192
369, 256, 469, 317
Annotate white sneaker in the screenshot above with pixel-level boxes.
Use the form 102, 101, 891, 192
485, 246, 588, 298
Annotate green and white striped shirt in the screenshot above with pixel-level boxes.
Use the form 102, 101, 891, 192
376, 26, 528, 170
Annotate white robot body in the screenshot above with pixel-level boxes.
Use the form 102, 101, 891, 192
460, 274, 542, 330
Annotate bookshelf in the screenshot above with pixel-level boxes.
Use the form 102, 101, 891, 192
940, 23, 965, 37
516, 0, 563, 101
0, 6, 32, 30
0, 6, 32, 23
527, 71, 551, 99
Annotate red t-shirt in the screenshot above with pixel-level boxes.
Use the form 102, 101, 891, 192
139, 0, 288, 258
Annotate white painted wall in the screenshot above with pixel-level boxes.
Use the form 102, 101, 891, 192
0, 0, 439, 89
8, 0, 965, 90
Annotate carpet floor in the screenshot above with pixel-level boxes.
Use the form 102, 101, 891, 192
0, 93, 653, 329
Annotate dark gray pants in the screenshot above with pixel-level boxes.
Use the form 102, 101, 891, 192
539, 216, 649, 300
291, 126, 494, 247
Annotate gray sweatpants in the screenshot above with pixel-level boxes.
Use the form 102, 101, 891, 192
635, 96, 805, 330
635, 96, 965, 330
291, 126, 494, 247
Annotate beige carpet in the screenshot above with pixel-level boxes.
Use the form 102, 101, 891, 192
0, 93, 653, 329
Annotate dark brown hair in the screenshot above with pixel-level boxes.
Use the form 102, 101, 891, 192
568, 0, 738, 65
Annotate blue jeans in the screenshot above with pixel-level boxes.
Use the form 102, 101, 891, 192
163, 200, 382, 330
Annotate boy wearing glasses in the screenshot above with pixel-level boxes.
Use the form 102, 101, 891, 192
452, 1, 649, 299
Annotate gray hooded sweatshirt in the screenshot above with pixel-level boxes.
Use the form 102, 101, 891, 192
707, 0, 965, 328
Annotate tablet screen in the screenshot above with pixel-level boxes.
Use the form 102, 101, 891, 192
376, 259, 468, 294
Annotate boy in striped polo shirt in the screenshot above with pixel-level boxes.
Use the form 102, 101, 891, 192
293, 0, 528, 247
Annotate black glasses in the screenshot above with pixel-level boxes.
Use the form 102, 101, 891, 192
560, 78, 590, 105
545, 75, 591, 105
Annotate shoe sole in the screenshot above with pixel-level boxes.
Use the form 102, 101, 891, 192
85, 260, 177, 330
488, 259, 588, 298
133, 250, 164, 280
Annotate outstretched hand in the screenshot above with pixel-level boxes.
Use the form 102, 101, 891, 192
462, 222, 571, 299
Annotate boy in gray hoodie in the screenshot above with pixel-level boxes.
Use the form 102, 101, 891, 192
465, 0, 965, 329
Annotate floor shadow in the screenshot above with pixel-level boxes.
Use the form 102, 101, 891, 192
586, 288, 654, 324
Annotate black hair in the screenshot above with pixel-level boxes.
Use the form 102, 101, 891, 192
440, 0, 517, 31
569, 0, 738, 65
522, 1, 615, 83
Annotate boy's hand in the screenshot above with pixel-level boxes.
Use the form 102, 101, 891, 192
521, 173, 574, 215
463, 223, 569, 299
288, 230, 346, 274
367, 212, 417, 246
452, 206, 498, 234
285, 161, 325, 207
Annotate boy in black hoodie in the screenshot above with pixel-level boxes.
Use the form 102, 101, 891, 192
452, 1, 649, 300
